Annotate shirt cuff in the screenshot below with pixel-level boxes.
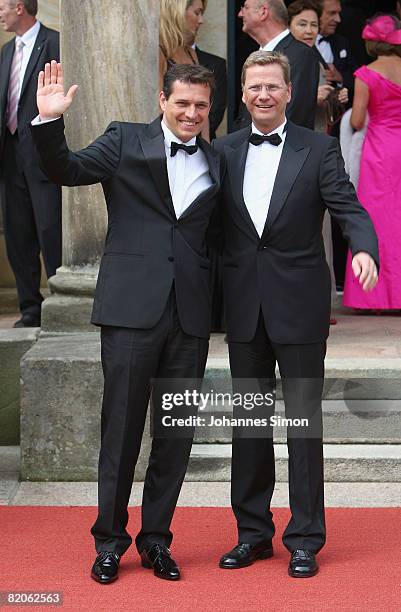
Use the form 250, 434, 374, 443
31, 114, 61, 125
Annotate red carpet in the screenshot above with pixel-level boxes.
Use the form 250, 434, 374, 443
1, 507, 400, 611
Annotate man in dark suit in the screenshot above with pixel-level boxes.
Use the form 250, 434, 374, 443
196, 47, 227, 140
31, 61, 221, 584
233, 0, 319, 131
0, 0, 61, 327
214, 51, 378, 578
316, 0, 358, 97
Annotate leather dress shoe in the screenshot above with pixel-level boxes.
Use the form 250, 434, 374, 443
91, 551, 120, 584
219, 541, 273, 569
140, 544, 180, 581
13, 314, 41, 328
288, 549, 318, 578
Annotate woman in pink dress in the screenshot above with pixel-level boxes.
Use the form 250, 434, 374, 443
343, 14, 401, 310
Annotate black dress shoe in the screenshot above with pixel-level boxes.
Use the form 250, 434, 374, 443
13, 314, 41, 328
219, 542, 273, 569
140, 544, 180, 581
288, 549, 318, 578
91, 551, 120, 584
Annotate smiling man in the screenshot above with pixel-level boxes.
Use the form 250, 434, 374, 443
30, 61, 221, 584
213, 51, 379, 578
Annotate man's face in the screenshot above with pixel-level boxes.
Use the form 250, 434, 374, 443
159, 79, 211, 142
0, 0, 20, 32
320, 0, 341, 36
238, 0, 265, 38
242, 63, 291, 133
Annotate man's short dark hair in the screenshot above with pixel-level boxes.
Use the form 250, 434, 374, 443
9, 0, 38, 16
162, 64, 215, 101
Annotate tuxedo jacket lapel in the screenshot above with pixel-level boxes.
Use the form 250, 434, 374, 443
262, 123, 310, 239
225, 128, 260, 240
138, 117, 176, 219
19, 25, 47, 102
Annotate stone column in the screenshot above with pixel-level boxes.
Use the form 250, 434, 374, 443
21, 0, 160, 480
43, 0, 160, 332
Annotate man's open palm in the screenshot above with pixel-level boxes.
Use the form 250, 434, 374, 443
37, 60, 78, 119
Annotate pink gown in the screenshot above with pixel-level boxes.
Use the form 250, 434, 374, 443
343, 65, 401, 309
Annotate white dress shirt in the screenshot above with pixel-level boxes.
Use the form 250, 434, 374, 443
316, 34, 334, 64
261, 29, 290, 52
161, 121, 212, 219
243, 121, 287, 237
14, 20, 41, 99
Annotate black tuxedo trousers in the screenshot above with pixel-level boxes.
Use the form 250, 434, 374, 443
229, 311, 326, 553
91, 288, 209, 555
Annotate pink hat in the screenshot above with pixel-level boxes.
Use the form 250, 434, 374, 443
362, 15, 401, 45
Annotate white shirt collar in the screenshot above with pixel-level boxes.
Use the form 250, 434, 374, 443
251, 120, 287, 137
16, 20, 40, 48
161, 119, 197, 149
261, 29, 289, 52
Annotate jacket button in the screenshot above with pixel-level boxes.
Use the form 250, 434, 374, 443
168, 256, 174, 262
174, 223, 179, 229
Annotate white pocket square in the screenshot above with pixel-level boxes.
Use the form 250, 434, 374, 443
339, 49, 347, 58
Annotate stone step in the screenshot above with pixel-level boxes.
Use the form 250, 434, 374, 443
0, 329, 39, 445
193, 371, 401, 443
186, 443, 401, 482
17, 332, 401, 482
193, 398, 401, 443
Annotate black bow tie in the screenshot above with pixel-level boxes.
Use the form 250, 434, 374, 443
249, 132, 282, 147
170, 141, 198, 157
318, 35, 331, 43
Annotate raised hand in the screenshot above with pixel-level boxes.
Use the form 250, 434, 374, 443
37, 60, 78, 120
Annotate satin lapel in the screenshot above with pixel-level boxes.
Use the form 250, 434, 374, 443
19, 25, 46, 101
0, 42, 15, 112
261, 127, 310, 239
179, 137, 220, 220
138, 117, 176, 219
198, 136, 220, 186
226, 133, 260, 240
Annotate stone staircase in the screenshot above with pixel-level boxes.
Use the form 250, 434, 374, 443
1, 304, 401, 483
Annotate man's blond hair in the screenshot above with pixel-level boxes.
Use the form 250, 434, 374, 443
241, 50, 291, 87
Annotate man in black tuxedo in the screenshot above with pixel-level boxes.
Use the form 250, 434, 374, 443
31, 61, 221, 584
214, 51, 378, 578
0, 0, 61, 328
316, 0, 358, 98
233, 0, 319, 131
